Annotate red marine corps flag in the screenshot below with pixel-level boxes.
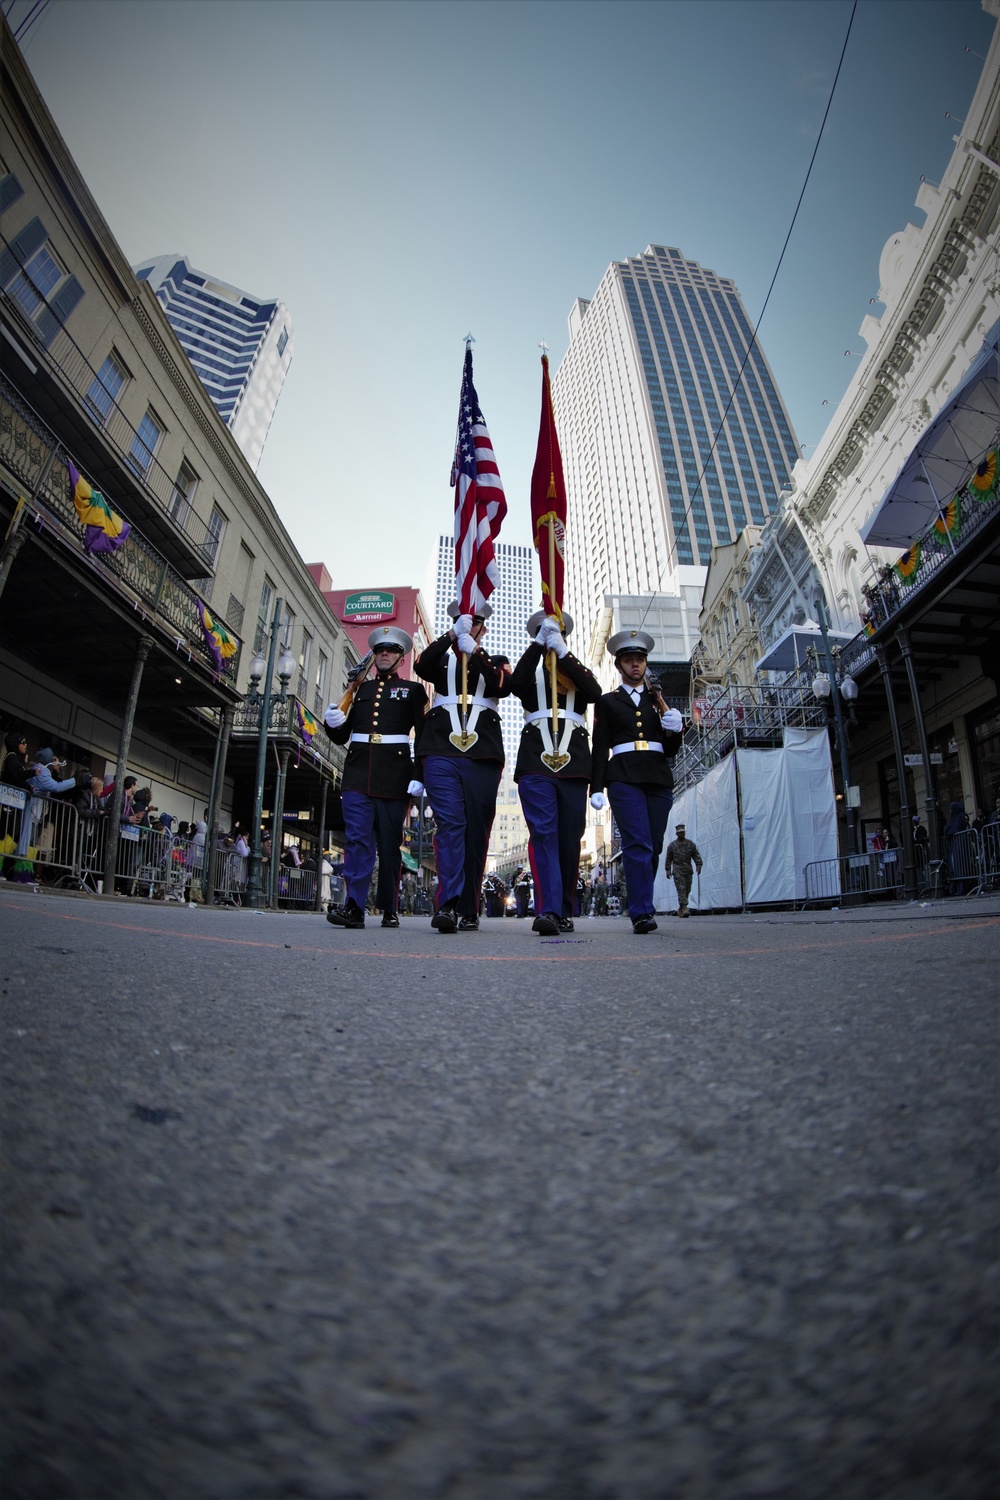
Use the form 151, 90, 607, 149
530, 351, 567, 627
451, 340, 507, 615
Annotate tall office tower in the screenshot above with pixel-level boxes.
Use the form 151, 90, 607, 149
425, 535, 537, 766
553, 244, 798, 645
133, 254, 294, 471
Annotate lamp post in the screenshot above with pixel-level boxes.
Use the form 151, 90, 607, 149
244, 597, 296, 908
812, 595, 860, 856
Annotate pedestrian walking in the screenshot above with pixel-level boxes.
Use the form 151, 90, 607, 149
664, 822, 703, 917
324, 625, 428, 930
508, 610, 601, 936
413, 602, 511, 934
590, 629, 684, 934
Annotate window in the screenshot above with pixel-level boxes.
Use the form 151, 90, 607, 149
315, 650, 328, 711
256, 578, 275, 653
201, 504, 226, 570
299, 628, 312, 682
277, 325, 289, 358
7, 242, 63, 318
169, 461, 198, 528
0, 217, 84, 345
85, 351, 128, 426
128, 409, 163, 476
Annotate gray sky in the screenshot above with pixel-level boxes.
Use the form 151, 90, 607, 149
8, 0, 995, 596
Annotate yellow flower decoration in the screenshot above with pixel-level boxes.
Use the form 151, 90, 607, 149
894, 542, 921, 584
932, 494, 960, 539
969, 449, 997, 496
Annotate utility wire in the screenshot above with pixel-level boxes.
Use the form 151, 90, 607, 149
640, 0, 858, 629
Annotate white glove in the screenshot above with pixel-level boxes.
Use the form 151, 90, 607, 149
590, 792, 606, 810
324, 705, 347, 729
455, 614, 474, 636
407, 780, 424, 797
456, 632, 478, 655
660, 707, 683, 733
538, 621, 569, 658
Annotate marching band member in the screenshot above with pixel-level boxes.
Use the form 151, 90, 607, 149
509, 611, 601, 935
323, 625, 427, 930
413, 602, 511, 933
590, 629, 684, 935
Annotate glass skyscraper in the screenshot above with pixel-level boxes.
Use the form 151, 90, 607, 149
133, 254, 294, 471
553, 244, 798, 639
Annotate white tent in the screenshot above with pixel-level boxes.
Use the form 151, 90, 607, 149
654, 728, 838, 911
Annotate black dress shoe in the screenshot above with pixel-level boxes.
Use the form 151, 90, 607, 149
381, 912, 400, 929
431, 905, 458, 933
458, 914, 479, 932
558, 917, 575, 933
632, 915, 657, 934
328, 899, 365, 929
532, 912, 560, 936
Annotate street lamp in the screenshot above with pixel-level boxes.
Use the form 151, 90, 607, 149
244, 596, 296, 907
813, 595, 860, 856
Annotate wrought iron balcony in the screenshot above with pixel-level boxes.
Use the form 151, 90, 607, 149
0, 374, 242, 686
231, 693, 345, 777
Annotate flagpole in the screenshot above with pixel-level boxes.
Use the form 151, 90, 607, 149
460, 645, 470, 743
546, 515, 560, 749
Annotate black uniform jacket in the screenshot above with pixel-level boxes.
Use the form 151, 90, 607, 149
413, 633, 511, 764
325, 671, 428, 798
591, 686, 683, 793
508, 643, 602, 781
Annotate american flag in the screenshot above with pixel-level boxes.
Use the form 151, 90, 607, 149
451, 345, 507, 615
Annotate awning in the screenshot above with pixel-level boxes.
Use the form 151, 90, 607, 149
755, 623, 855, 674
860, 320, 1000, 547
401, 850, 419, 871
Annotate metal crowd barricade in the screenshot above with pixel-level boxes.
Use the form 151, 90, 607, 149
803, 849, 905, 906
215, 847, 248, 906
277, 865, 317, 909
981, 821, 1000, 890
0, 790, 82, 887
944, 826, 984, 896
129, 827, 176, 900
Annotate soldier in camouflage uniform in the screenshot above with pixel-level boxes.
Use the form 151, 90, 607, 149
664, 822, 703, 917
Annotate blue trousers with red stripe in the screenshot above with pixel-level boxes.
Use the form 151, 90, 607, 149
518, 774, 588, 920
341, 790, 406, 913
607, 781, 673, 919
423, 755, 501, 915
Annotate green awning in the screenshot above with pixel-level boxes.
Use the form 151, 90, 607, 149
401, 850, 419, 871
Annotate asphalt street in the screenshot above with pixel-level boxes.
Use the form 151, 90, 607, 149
1, 885, 997, 1500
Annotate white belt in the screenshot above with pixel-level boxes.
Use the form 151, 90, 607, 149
433, 694, 498, 711
350, 733, 412, 745
610, 740, 664, 756
524, 708, 586, 727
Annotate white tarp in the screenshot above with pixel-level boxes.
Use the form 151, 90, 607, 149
739, 728, 838, 904
655, 753, 741, 912
653, 728, 837, 911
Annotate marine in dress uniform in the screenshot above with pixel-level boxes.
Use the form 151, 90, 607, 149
323, 626, 428, 929
413, 602, 511, 934
664, 823, 703, 917
590, 629, 684, 934
509, 611, 601, 936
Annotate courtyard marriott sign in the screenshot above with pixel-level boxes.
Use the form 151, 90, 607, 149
342, 591, 396, 623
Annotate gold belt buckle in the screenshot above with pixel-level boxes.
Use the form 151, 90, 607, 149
634, 739, 649, 752
370, 733, 382, 744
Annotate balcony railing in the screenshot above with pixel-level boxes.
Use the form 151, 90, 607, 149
231, 693, 345, 777
1, 275, 211, 557
0, 374, 242, 686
